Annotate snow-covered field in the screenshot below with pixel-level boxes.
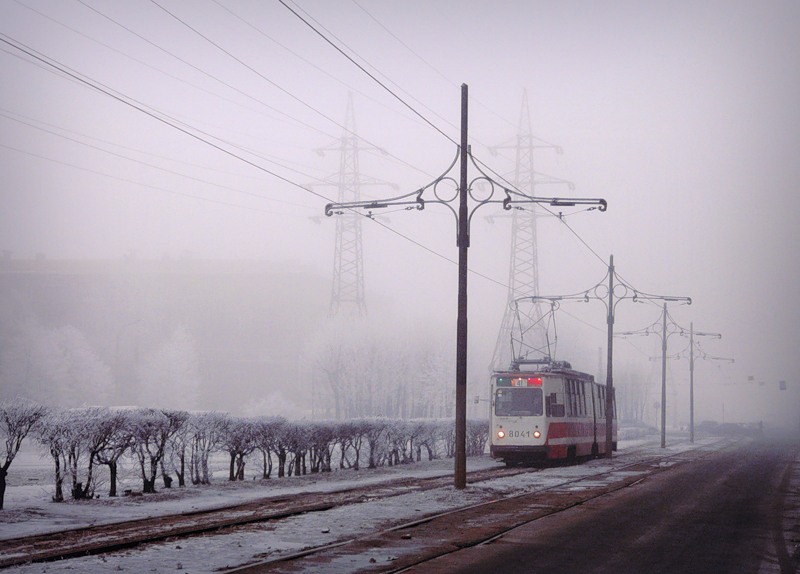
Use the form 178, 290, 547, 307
0, 437, 720, 573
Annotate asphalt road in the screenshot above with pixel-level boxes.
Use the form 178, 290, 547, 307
409, 437, 799, 574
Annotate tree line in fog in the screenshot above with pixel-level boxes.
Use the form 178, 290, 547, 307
0, 399, 489, 510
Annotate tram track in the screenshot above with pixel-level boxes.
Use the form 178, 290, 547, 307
0, 438, 732, 571
225, 439, 735, 573
0, 461, 530, 568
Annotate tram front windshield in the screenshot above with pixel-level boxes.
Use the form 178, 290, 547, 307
495, 387, 543, 416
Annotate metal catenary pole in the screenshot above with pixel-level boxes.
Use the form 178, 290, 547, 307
660, 303, 668, 448
324, 84, 606, 489
455, 83, 469, 489
604, 255, 615, 457
690, 322, 695, 443
520, 255, 690, 457
683, 323, 722, 443
616, 297, 691, 448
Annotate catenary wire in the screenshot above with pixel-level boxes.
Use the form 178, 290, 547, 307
279, 1, 616, 289
209, 0, 435, 180
278, 0, 457, 148
73, 0, 341, 144
0, 32, 335, 204
286, 0, 462, 139
0, 31, 508, 291
7, 4, 673, 329
0, 142, 285, 215
150, 0, 434, 181
0, 110, 318, 211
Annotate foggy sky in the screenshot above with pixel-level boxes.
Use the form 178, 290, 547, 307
1, 1, 798, 426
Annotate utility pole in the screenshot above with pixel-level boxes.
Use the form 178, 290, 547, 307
683, 323, 723, 442
519, 255, 690, 457
660, 303, 668, 448
325, 84, 607, 488
689, 324, 694, 440
605, 255, 616, 455
619, 301, 691, 448
455, 84, 469, 489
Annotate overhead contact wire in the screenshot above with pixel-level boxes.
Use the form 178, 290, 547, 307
278, 0, 457, 147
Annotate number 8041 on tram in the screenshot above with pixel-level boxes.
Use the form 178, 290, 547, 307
489, 361, 617, 465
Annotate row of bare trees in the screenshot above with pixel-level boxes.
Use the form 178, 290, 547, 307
0, 399, 489, 509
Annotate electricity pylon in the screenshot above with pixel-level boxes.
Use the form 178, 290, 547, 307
489, 90, 566, 370
318, 94, 390, 317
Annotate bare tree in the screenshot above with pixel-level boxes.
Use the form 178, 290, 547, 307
282, 421, 310, 477
35, 408, 126, 501
220, 418, 257, 481
252, 416, 286, 480
162, 410, 191, 487
363, 418, 388, 469
308, 421, 335, 473
68, 408, 124, 499
129, 409, 184, 493
415, 420, 443, 461
189, 412, 229, 485
34, 408, 68, 502
466, 419, 489, 456
93, 410, 134, 497
0, 399, 48, 509
333, 420, 361, 470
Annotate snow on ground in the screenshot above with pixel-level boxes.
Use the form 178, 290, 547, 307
0, 437, 708, 573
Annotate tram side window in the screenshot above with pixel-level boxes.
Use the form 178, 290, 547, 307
612, 388, 617, 419
495, 388, 543, 416
565, 380, 572, 416
571, 380, 580, 417
546, 392, 565, 417
566, 379, 584, 417
597, 387, 606, 418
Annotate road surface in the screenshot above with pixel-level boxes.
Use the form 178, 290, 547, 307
408, 437, 798, 574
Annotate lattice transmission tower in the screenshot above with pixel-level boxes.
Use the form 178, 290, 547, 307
490, 90, 564, 370
321, 94, 390, 317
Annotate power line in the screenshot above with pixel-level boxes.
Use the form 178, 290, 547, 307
0, 109, 318, 211
349, 0, 519, 134
73, 0, 341, 144
288, 0, 461, 140
278, 0, 456, 147
0, 30, 510, 292
14, 0, 274, 127
3, 7, 631, 318
0, 32, 335, 205
0, 142, 283, 215
277, 2, 616, 300
150, 0, 435, 180
2, 36, 310, 185
210, 0, 432, 176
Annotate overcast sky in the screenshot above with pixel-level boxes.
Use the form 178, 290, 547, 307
1, 1, 798, 424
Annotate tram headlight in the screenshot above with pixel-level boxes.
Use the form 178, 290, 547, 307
533, 430, 541, 439
497, 430, 505, 439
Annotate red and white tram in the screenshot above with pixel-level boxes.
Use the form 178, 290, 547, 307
490, 361, 617, 464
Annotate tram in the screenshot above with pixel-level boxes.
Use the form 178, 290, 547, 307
489, 360, 617, 464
